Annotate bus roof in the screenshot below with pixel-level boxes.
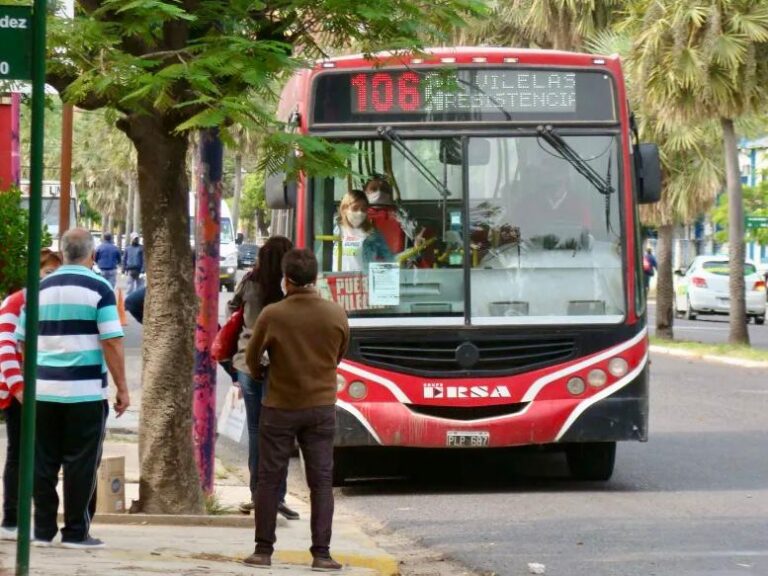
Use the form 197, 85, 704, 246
311, 47, 619, 70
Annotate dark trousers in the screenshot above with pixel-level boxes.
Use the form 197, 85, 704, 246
256, 405, 335, 557
237, 371, 287, 504
34, 400, 108, 542
2, 398, 21, 528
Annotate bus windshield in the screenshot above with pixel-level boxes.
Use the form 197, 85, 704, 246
311, 134, 624, 325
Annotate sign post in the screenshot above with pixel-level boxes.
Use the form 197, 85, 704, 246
8, 0, 46, 574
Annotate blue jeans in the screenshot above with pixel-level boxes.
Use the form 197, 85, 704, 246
100, 269, 117, 288
237, 371, 287, 504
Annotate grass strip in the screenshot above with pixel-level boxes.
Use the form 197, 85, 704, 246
650, 336, 768, 363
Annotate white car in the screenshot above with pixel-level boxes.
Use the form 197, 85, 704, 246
674, 256, 766, 324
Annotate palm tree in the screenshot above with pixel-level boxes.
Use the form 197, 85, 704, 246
625, 0, 768, 345
463, 0, 625, 50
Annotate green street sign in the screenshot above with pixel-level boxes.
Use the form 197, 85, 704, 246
746, 216, 768, 230
0, 5, 33, 81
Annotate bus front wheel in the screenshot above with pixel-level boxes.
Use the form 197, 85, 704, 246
566, 442, 616, 481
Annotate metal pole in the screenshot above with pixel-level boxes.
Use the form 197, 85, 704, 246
192, 128, 222, 494
16, 0, 47, 573
59, 103, 73, 236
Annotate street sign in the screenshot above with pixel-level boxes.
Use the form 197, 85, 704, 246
0, 5, 33, 81
746, 216, 768, 230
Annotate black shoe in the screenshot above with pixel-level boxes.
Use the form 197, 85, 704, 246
243, 552, 272, 568
311, 556, 342, 571
277, 501, 300, 520
61, 536, 105, 549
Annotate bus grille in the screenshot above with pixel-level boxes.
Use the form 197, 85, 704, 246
406, 403, 529, 421
357, 338, 576, 373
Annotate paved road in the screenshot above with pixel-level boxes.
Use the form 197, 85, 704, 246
334, 355, 768, 576
648, 301, 768, 349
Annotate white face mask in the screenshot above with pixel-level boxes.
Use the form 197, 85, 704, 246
366, 191, 382, 204
347, 211, 367, 228
280, 277, 288, 296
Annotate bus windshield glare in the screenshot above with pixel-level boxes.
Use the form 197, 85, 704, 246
311, 134, 624, 325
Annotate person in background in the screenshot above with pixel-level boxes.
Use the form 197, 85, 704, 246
363, 175, 395, 206
15, 228, 130, 549
333, 190, 393, 273
94, 232, 121, 288
244, 249, 349, 571
123, 232, 144, 295
643, 246, 658, 291
227, 236, 299, 521
0, 249, 63, 541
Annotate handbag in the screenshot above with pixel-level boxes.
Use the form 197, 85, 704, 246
212, 307, 244, 362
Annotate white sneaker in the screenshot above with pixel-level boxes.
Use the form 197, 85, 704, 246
0, 526, 17, 541
32, 539, 54, 548
60, 536, 105, 550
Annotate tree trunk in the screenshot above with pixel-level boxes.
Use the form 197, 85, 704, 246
231, 128, 244, 236
721, 117, 749, 345
232, 151, 242, 237
655, 224, 674, 340
121, 114, 204, 514
126, 174, 135, 236
256, 209, 269, 237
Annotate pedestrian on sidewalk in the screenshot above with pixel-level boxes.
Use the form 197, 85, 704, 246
123, 232, 144, 295
245, 249, 349, 571
94, 232, 121, 288
643, 246, 658, 292
15, 228, 131, 549
0, 249, 63, 541
227, 236, 299, 521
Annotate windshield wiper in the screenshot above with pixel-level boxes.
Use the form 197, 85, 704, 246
537, 125, 614, 197
377, 126, 452, 199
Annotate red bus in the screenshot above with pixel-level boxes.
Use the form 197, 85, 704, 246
268, 47, 661, 483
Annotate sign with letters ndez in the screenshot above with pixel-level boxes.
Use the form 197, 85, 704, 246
0, 5, 33, 81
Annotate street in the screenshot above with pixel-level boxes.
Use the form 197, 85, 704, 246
648, 301, 768, 349
329, 354, 768, 576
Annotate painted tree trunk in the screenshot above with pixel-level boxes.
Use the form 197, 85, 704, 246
655, 224, 674, 340
122, 114, 203, 514
721, 117, 749, 345
193, 128, 223, 494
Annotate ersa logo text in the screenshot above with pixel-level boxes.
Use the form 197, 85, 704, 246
0, 15, 29, 30
423, 383, 512, 399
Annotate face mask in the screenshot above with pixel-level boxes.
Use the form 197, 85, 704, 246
366, 191, 382, 204
347, 211, 367, 228
280, 277, 288, 296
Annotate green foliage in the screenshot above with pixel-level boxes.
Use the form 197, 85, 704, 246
240, 172, 269, 238
0, 189, 29, 299
711, 180, 768, 244
46, 0, 485, 177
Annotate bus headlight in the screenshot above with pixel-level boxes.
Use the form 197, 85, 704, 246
608, 357, 629, 378
336, 374, 347, 393
566, 377, 585, 396
348, 381, 368, 400
587, 369, 607, 388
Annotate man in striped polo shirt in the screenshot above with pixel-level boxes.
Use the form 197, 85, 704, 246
16, 228, 130, 549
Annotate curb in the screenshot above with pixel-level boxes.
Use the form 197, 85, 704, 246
85, 513, 286, 528
650, 344, 768, 369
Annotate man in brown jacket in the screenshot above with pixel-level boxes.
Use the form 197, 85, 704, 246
244, 249, 349, 571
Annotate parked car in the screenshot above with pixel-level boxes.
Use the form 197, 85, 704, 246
237, 243, 259, 269
674, 256, 766, 324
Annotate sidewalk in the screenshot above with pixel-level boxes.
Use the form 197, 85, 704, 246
0, 431, 398, 576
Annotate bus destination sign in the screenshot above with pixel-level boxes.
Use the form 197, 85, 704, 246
351, 70, 577, 115
311, 68, 615, 125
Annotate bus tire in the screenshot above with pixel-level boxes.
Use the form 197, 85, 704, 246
566, 442, 616, 481
332, 448, 349, 487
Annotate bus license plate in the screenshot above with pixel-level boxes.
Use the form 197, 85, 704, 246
446, 431, 489, 447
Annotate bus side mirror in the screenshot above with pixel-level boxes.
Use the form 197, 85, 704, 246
636, 143, 662, 204
265, 171, 297, 209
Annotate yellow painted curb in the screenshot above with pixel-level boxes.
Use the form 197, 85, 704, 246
275, 550, 399, 576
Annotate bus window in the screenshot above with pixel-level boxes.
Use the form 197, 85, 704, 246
312, 139, 465, 319
469, 136, 624, 324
